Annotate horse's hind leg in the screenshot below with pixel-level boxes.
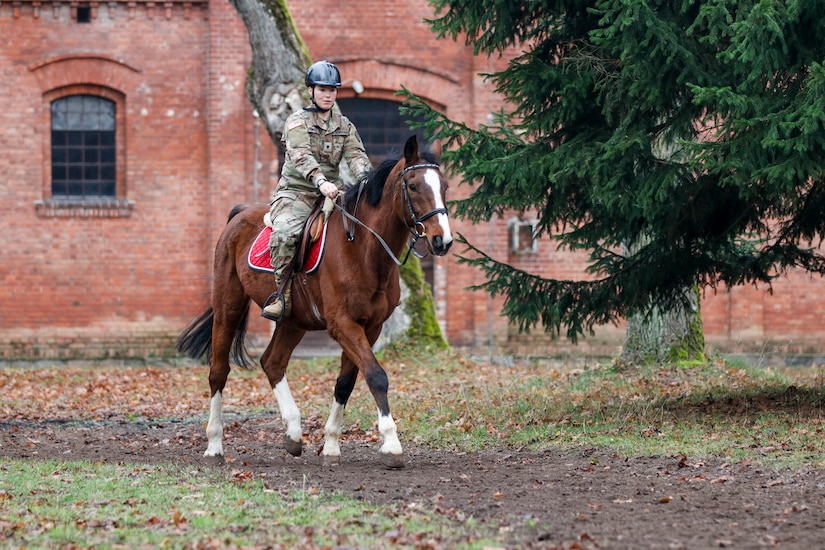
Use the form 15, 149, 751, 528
204, 267, 249, 460
205, 362, 228, 459
320, 353, 359, 466
205, 311, 247, 459
260, 324, 306, 457
204, 321, 237, 460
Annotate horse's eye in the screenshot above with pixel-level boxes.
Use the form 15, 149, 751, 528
408, 183, 417, 192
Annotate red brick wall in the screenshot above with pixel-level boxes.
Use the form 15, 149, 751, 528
0, 0, 212, 359
2, 0, 824, 360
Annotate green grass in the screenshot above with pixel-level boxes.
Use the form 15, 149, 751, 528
0, 460, 495, 549
376, 350, 825, 467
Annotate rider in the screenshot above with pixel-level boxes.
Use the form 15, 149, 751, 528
262, 60, 372, 321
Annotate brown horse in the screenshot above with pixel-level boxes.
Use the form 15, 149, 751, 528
176, 136, 452, 468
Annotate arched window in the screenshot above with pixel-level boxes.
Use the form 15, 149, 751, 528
336, 98, 428, 160
50, 95, 116, 198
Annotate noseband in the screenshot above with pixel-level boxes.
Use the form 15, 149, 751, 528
400, 163, 448, 238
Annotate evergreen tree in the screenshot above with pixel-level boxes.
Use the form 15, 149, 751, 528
404, 0, 825, 347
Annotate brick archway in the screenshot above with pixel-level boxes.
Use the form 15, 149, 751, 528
332, 59, 454, 111
28, 54, 142, 94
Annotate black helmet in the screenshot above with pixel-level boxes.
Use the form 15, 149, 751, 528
305, 60, 341, 87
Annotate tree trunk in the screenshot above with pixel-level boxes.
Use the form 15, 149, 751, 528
228, 0, 311, 142
376, 257, 449, 351
621, 285, 705, 364
619, 127, 705, 365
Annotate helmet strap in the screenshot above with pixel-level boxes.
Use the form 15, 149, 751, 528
304, 86, 331, 113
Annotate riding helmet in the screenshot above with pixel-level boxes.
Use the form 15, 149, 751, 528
305, 60, 342, 87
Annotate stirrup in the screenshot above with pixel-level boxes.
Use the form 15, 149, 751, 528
261, 291, 286, 322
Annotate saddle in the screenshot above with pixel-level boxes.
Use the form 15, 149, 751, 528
295, 199, 331, 273
248, 198, 332, 275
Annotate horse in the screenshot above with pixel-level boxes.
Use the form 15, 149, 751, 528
176, 135, 453, 469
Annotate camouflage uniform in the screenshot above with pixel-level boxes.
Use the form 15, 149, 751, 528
268, 105, 371, 278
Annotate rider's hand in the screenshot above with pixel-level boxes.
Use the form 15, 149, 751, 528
319, 180, 339, 199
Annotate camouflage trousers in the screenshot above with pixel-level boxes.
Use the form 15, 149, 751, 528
268, 187, 317, 278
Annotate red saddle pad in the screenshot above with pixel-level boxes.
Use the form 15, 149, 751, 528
247, 225, 326, 274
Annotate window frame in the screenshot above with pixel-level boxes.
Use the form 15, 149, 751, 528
508, 218, 539, 255
37, 84, 130, 218
50, 94, 117, 200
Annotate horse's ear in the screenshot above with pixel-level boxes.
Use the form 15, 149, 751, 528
403, 135, 419, 164
430, 138, 442, 162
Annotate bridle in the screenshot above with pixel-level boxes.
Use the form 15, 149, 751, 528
333, 161, 448, 266
400, 163, 449, 241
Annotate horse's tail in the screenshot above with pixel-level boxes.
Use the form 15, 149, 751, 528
228, 304, 254, 369
175, 304, 255, 369
176, 204, 256, 368
175, 307, 215, 362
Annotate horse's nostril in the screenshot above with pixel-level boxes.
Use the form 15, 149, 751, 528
430, 235, 452, 256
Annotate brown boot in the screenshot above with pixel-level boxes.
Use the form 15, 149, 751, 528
262, 279, 292, 321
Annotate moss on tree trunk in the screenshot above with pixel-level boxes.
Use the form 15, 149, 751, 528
385, 256, 449, 350
621, 285, 705, 365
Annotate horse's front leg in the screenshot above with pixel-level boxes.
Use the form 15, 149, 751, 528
321, 354, 359, 465
261, 325, 307, 457
330, 321, 404, 469
366, 364, 404, 469
273, 376, 303, 456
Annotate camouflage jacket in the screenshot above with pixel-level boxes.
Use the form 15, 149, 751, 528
279, 106, 371, 193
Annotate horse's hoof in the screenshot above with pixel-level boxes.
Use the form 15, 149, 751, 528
380, 452, 405, 470
204, 454, 226, 467
320, 454, 340, 467
284, 434, 303, 457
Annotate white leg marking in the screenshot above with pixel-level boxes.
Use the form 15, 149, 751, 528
273, 377, 302, 444
204, 391, 224, 457
424, 170, 453, 245
322, 399, 345, 457
377, 410, 403, 456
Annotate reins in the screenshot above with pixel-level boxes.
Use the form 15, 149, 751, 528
333, 201, 411, 266
332, 162, 446, 266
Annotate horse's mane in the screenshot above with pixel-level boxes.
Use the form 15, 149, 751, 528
227, 203, 248, 223
345, 148, 439, 207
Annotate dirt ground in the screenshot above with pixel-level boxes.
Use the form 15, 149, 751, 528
2, 411, 823, 549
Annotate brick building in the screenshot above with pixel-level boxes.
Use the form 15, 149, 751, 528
1, 0, 823, 361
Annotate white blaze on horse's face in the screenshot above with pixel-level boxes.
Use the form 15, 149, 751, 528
423, 168, 453, 247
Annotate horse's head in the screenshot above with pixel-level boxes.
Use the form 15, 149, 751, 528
399, 136, 453, 256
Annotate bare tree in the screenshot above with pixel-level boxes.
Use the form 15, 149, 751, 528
229, 0, 311, 142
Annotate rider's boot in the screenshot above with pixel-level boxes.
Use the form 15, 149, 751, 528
262, 277, 292, 321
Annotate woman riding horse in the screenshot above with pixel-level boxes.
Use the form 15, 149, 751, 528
263, 60, 372, 320
177, 134, 453, 469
